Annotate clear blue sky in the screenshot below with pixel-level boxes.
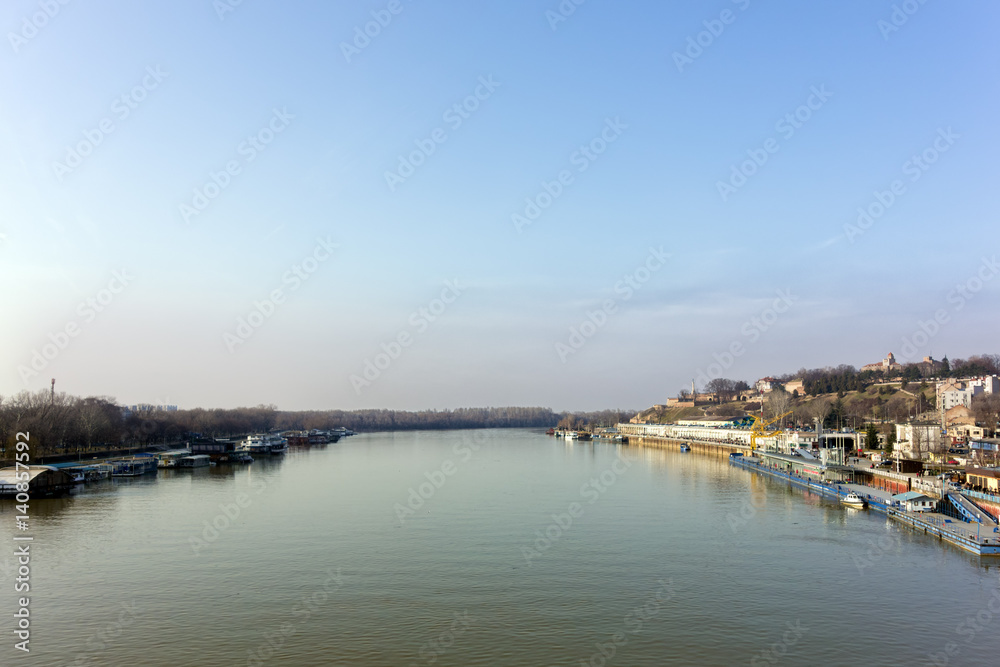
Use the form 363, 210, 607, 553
2, 0, 997, 411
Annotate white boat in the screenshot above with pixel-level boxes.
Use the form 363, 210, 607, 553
238, 434, 286, 455
566, 431, 579, 440
841, 492, 867, 509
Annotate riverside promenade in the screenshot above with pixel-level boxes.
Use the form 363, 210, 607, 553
729, 454, 1000, 557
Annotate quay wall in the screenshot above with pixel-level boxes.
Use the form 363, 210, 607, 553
617, 423, 755, 452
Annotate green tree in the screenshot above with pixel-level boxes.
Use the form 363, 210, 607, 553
865, 423, 879, 451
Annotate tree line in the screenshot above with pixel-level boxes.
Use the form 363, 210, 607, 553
782, 354, 1000, 396
0, 390, 614, 460
556, 410, 637, 430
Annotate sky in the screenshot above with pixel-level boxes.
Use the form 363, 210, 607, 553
1, 0, 998, 412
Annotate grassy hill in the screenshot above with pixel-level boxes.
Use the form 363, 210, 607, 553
641, 381, 938, 426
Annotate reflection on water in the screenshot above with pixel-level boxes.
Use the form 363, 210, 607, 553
1, 429, 998, 666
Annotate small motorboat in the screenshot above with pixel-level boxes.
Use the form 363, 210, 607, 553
679, 443, 691, 452
841, 492, 867, 509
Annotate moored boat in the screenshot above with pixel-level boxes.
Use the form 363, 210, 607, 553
239, 433, 287, 456
680, 443, 691, 452
841, 492, 867, 509
177, 455, 211, 469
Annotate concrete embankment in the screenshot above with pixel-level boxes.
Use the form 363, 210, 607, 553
627, 434, 750, 455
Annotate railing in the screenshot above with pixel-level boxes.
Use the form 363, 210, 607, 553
965, 489, 1000, 505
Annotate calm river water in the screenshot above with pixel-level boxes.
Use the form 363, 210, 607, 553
2, 429, 999, 666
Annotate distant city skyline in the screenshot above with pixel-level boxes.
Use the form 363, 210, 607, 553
2, 0, 998, 412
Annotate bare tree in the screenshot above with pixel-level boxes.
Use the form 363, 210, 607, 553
706, 378, 738, 403
972, 394, 1000, 436
910, 426, 936, 460
764, 388, 793, 423
804, 396, 831, 427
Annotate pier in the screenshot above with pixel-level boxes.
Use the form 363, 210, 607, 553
729, 454, 1000, 556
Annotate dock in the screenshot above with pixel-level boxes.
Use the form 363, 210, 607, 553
729, 454, 1000, 556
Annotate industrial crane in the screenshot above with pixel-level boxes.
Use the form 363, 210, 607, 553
749, 411, 792, 457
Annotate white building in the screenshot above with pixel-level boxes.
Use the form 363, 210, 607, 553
755, 377, 777, 393
891, 491, 937, 512
937, 376, 998, 411
894, 422, 943, 458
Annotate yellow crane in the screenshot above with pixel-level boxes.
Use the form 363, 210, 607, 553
749, 411, 792, 456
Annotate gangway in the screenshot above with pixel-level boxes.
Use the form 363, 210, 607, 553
947, 494, 998, 528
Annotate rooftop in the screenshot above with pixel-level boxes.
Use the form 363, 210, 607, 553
892, 491, 933, 501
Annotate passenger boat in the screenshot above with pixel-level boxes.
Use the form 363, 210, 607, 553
841, 492, 867, 509
239, 435, 270, 456
565, 431, 579, 440
680, 443, 691, 452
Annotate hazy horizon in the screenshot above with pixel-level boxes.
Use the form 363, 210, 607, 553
3, 0, 998, 412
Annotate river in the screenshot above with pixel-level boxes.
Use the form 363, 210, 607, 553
2, 428, 999, 666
